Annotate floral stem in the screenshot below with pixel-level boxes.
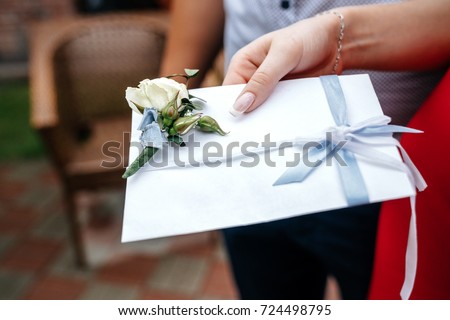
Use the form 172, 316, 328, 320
122, 146, 159, 179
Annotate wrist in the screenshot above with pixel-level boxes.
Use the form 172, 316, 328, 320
338, 6, 368, 71
317, 11, 345, 74
338, 5, 399, 71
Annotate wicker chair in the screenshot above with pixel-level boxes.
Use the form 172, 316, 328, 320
29, 12, 169, 267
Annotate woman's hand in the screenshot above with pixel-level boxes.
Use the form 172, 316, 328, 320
224, 0, 450, 117
224, 13, 342, 116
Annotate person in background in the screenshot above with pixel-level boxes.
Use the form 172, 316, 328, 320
369, 69, 450, 299
160, 0, 449, 299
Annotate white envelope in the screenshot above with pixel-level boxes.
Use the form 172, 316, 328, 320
121, 74, 415, 242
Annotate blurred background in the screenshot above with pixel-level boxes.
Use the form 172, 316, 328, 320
0, 0, 338, 300
0, 0, 237, 300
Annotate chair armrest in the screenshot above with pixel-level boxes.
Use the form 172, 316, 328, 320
29, 20, 64, 130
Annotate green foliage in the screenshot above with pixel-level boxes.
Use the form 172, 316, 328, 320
184, 69, 199, 78
122, 146, 158, 179
0, 81, 44, 160
167, 135, 184, 146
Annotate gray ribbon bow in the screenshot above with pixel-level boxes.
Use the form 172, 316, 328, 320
273, 75, 425, 206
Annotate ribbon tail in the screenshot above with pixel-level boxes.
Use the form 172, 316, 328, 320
273, 164, 316, 186
273, 148, 327, 186
400, 196, 418, 300
384, 125, 423, 134
336, 150, 370, 206
395, 142, 427, 192
357, 125, 423, 135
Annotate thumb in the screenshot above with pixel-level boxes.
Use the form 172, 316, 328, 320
229, 51, 294, 116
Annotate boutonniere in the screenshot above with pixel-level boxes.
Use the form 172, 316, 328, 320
123, 69, 227, 178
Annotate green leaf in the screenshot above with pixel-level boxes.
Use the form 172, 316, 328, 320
184, 69, 199, 78
122, 146, 159, 179
189, 93, 206, 102
181, 98, 203, 111
167, 135, 185, 146
181, 98, 192, 105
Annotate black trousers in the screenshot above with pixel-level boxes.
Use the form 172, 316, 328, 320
223, 203, 380, 300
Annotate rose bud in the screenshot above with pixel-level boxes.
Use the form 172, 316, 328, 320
161, 97, 179, 120
197, 116, 228, 136
173, 114, 202, 135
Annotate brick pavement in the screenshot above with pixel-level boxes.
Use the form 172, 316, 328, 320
0, 158, 238, 299
0, 158, 341, 300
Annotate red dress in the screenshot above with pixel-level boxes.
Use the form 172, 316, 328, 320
369, 69, 450, 299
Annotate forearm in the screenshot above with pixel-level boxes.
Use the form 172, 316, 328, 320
341, 0, 450, 71
159, 0, 224, 87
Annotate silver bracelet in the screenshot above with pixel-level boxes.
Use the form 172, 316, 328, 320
318, 11, 345, 74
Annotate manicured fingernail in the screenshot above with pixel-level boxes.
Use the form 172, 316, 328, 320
229, 92, 255, 117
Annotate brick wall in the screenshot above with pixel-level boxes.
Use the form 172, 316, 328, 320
0, 0, 76, 63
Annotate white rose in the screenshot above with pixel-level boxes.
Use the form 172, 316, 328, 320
125, 77, 189, 113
